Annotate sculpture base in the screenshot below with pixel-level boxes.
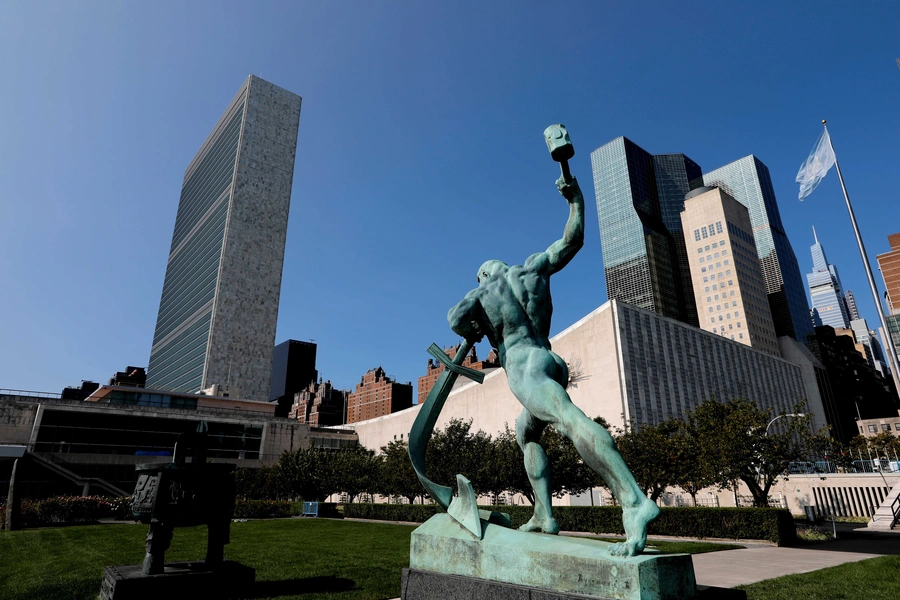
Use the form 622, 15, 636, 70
409, 513, 696, 600
100, 560, 255, 600
402, 570, 746, 600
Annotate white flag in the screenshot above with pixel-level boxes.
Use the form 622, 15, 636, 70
796, 128, 836, 201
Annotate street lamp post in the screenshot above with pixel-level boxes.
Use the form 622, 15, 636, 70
754, 413, 807, 507
765, 413, 806, 436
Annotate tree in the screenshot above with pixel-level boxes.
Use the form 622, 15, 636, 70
426, 419, 494, 497
377, 440, 422, 504
332, 446, 379, 503
668, 423, 715, 506
234, 465, 280, 499
687, 399, 813, 507
274, 446, 338, 502
868, 432, 900, 463
613, 421, 679, 501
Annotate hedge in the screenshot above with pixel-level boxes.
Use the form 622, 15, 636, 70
341, 504, 797, 545
0, 496, 132, 528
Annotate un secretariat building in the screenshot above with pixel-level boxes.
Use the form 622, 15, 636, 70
147, 76, 302, 401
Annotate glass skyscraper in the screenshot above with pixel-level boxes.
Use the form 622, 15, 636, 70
146, 76, 302, 400
700, 156, 813, 343
807, 230, 850, 330
591, 137, 700, 326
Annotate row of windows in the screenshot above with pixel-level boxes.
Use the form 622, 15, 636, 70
866, 423, 900, 433
727, 220, 756, 248
693, 221, 723, 241
703, 280, 734, 293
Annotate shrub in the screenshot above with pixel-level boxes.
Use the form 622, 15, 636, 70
0, 496, 134, 528
342, 503, 443, 523
233, 499, 291, 519
343, 504, 797, 545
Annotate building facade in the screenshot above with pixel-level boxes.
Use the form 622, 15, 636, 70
681, 187, 779, 356
347, 300, 829, 455
807, 230, 851, 330
876, 233, 900, 313
289, 380, 348, 427
417, 344, 499, 402
590, 138, 700, 326
845, 289, 860, 321
270, 340, 318, 401
0, 389, 357, 498
346, 367, 413, 424
146, 76, 302, 401
807, 325, 899, 444
700, 156, 812, 343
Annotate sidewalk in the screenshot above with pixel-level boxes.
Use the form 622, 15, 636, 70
692, 524, 900, 588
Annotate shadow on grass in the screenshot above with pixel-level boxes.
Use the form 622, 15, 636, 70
250, 576, 357, 598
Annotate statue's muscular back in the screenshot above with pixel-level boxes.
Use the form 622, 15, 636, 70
478, 254, 553, 354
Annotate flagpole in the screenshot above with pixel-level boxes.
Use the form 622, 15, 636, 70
823, 120, 900, 399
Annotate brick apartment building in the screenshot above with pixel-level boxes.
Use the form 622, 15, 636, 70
417, 343, 500, 402
289, 379, 349, 426
346, 367, 413, 423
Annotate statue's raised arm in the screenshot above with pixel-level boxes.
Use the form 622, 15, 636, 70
542, 176, 584, 275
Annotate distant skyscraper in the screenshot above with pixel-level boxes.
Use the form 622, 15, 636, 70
807, 229, 850, 330
591, 137, 700, 326
269, 340, 318, 417
681, 187, 780, 356
844, 289, 860, 321
700, 156, 813, 343
146, 76, 302, 400
850, 318, 886, 372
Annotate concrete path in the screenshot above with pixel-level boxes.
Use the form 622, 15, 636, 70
692, 546, 882, 588
693, 525, 900, 588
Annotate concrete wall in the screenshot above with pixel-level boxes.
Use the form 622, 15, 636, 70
0, 396, 39, 445
351, 303, 625, 451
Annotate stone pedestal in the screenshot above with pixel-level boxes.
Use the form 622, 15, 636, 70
100, 560, 255, 600
409, 514, 698, 600
402, 570, 746, 600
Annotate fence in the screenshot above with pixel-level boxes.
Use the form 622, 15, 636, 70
812, 484, 891, 518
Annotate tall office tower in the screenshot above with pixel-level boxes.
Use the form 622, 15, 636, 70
700, 156, 812, 343
146, 76, 302, 400
591, 137, 701, 326
681, 187, 780, 356
807, 229, 851, 330
844, 289, 860, 321
269, 339, 318, 416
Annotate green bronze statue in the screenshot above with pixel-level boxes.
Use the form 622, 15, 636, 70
446, 124, 660, 557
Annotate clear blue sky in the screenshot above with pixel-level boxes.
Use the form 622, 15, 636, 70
1, 1, 898, 397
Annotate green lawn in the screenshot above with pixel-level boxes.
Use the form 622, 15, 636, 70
0, 518, 740, 600
738, 556, 900, 600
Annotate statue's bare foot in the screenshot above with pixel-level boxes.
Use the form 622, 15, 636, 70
519, 513, 560, 535
608, 496, 660, 557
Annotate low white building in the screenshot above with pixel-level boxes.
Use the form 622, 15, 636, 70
349, 299, 829, 453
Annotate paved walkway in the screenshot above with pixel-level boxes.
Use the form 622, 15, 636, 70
693, 525, 900, 588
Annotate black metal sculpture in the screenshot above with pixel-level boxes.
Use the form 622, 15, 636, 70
131, 423, 236, 575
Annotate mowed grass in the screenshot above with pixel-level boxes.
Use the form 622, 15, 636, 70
0, 519, 416, 600
0, 518, 742, 600
738, 555, 900, 600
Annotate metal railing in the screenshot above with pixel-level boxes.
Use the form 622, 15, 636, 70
0, 388, 63, 399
